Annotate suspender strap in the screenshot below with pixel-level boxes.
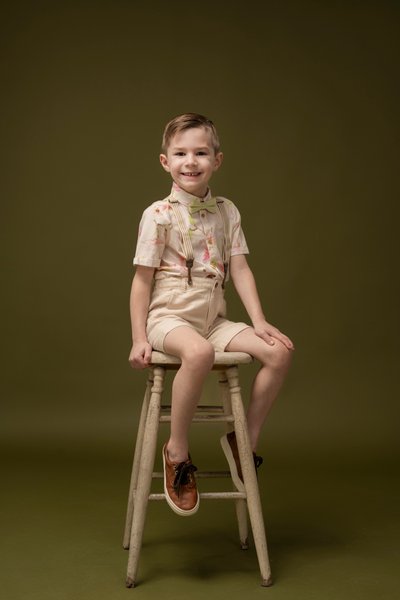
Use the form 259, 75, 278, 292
168, 196, 231, 287
169, 198, 195, 285
217, 199, 231, 289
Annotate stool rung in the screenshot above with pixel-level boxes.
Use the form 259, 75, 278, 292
149, 492, 246, 501
152, 471, 231, 479
161, 404, 225, 413
159, 415, 234, 423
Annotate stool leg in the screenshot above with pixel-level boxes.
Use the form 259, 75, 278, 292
219, 371, 249, 549
126, 366, 164, 588
235, 497, 249, 551
226, 366, 272, 587
123, 372, 153, 549
219, 371, 234, 434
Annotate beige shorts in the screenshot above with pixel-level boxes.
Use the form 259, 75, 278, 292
146, 276, 250, 352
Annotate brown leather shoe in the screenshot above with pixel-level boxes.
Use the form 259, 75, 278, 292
220, 431, 263, 491
162, 444, 200, 516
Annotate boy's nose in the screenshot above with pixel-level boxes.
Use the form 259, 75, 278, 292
185, 154, 198, 166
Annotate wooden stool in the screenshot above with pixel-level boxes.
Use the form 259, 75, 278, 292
123, 351, 272, 587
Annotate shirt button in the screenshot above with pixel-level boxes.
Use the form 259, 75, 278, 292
201, 211, 205, 217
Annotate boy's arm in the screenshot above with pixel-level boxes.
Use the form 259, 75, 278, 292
128, 265, 155, 369
229, 255, 294, 350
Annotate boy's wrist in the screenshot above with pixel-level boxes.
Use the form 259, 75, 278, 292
251, 314, 267, 326
132, 334, 149, 344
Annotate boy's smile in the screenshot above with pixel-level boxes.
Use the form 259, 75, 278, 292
160, 127, 223, 197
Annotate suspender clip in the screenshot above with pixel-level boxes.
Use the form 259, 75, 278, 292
186, 258, 194, 286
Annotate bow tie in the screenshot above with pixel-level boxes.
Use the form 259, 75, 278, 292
188, 198, 217, 214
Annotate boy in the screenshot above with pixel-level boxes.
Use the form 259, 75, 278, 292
129, 113, 294, 517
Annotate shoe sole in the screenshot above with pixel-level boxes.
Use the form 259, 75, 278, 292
220, 434, 245, 492
162, 446, 200, 517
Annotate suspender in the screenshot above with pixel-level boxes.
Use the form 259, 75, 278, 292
168, 197, 230, 288
168, 199, 195, 285
216, 199, 230, 289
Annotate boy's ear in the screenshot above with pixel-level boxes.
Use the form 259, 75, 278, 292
159, 154, 170, 172
213, 152, 223, 171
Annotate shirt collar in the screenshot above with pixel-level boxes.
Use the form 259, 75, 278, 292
170, 183, 212, 207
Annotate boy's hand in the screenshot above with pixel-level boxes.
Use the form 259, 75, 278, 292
129, 341, 153, 369
253, 320, 295, 351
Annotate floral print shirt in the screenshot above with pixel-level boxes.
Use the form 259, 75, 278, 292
133, 183, 249, 281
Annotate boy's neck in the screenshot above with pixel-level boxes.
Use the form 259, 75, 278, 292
172, 182, 210, 199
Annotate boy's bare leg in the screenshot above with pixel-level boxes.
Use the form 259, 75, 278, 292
163, 326, 215, 463
225, 328, 292, 451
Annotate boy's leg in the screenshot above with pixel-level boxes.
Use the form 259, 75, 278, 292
163, 325, 215, 462
225, 328, 292, 451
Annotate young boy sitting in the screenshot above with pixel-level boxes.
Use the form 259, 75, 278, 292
129, 113, 294, 517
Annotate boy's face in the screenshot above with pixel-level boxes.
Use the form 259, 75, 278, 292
160, 127, 223, 197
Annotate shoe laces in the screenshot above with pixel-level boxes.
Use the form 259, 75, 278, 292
173, 461, 198, 496
253, 453, 263, 470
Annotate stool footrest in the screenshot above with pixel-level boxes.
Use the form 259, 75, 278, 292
161, 404, 225, 412
159, 415, 234, 423
149, 492, 246, 501
152, 470, 232, 479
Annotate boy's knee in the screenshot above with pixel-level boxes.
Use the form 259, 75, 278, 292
182, 340, 215, 370
263, 341, 292, 373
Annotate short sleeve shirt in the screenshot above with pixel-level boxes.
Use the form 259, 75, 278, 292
133, 184, 249, 280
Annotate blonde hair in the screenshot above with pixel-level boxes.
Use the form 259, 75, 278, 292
161, 113, 220, 154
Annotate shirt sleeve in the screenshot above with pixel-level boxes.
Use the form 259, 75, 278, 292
133, 203, 169, 268
226, 200, 249, 256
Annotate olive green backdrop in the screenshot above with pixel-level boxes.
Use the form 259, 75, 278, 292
2, 0, 398, 457
1, 1, 399, 599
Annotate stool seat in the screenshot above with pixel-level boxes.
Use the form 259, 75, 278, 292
151, 350, 253, 366
124, 351, 271, 588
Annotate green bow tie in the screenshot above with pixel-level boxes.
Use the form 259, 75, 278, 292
189, 198, 217, 214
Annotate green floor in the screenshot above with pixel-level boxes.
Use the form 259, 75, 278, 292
2, 441, 399, 600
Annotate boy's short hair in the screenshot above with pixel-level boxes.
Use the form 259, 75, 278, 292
162, 113, 220, 154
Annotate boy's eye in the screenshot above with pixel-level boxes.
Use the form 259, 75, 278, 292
197, 151, 207, 156
174, 152, 185, 156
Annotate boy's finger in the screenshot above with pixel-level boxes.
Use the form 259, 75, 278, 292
282, 336, 295, 350
282, 334, 295, 348
272, 332, 294, 350
262, 332, 275, 345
